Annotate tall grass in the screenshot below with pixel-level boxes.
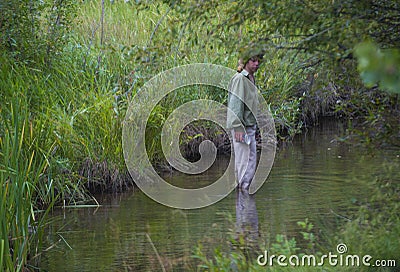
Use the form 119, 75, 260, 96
0, 96, 55, 271
0, 40, 129, 267
3, 1, 394, 270
0, 4, 137, 263
73, 0, 318, 149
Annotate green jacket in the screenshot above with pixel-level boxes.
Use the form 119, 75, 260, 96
226, 70, 259, 132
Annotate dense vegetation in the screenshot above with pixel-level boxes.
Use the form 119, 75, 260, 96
0, 0, 399, 271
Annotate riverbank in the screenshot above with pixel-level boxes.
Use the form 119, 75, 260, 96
37, 120, 400, 271
1, 1, 399, 271
1, 1, 399, 199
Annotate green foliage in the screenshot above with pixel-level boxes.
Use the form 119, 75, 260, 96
298, 219, 318, 253
0, 96, 57, 271
193, 218, 323, 272
355, 42, 400, 94
0, 42, 128, 194
194, 244, 250, 272
141, 0, 400, 141
1, 1, 399, 269
0, 36, 130, 267
156, 0, 400, 60
0, 0, 77, 64
328, 160, 400, 271
257, 50, 305, 139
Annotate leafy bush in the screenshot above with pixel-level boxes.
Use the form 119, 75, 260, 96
0, 0, 76, 64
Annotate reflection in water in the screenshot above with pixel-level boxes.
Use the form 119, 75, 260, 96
233, 188, 261, 266
39, 119, 400, 271
235, 189, 259, 243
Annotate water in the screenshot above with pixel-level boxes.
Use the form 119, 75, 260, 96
38, 120, 399, 271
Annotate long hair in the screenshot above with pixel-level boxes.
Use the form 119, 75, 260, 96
237, 58, 245, 72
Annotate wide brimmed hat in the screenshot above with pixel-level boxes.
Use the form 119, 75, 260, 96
239, 42, 265, 62
237, 42, 265, 71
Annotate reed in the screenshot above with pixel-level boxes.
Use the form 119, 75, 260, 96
0, 48, 126, 268
0, 96, 55, 271
1, 1, 398, 270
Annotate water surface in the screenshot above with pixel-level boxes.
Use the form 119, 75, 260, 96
39, 120, 399, 271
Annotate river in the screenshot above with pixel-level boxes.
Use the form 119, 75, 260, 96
38, 119, 399, 271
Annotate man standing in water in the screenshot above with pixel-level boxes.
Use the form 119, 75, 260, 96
227, 50, 263, 191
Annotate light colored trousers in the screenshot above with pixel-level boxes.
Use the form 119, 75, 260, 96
231, 125, 257, 190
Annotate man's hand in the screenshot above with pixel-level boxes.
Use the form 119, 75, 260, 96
234, 131, 244, 142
